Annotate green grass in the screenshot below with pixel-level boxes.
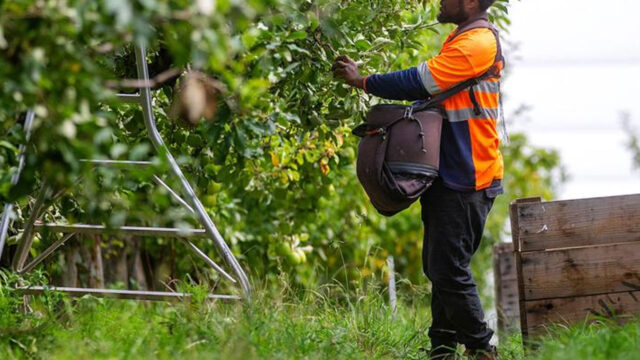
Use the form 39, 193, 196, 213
0, 274, 437, 359
526, 318, 640, 360
1, 273, 640, 359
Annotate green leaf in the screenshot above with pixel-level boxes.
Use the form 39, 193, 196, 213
0, 140, 18, 153
288, 31, 308, 41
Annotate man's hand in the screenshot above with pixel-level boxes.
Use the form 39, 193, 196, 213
332, 55, 365, 90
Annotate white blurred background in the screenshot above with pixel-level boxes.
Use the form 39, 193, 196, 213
503, 0, 640, 199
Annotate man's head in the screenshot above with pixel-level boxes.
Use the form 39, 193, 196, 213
437, 0, 496, 25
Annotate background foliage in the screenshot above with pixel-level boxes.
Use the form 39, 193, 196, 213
623, 112, 640, 172
0, 0, 561, 296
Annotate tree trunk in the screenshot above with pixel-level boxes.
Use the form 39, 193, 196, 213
128, 238, 149, 290
61, 243, 79, 287
153, 256, 172, 291
77, 235, 104, 288
103, 236, 128, 286
88, 235, 104, 288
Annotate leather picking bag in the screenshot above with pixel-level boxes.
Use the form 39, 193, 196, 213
354, 106, 442, 216
353, 18, 503, 217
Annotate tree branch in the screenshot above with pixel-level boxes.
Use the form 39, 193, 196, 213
105, 68, 183, 90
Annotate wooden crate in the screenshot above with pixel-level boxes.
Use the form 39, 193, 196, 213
510, 194, 640, 338
493, 242, 520, 336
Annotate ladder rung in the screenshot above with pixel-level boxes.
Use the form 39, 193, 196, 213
34, 223, 208, 238
17, 286, 241, 302
80, 159, 153, 167
117, 93, 142, 103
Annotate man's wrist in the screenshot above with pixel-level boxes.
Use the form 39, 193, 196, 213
350, 75, 366, 90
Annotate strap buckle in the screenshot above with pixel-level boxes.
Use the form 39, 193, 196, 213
403, 106, 414, 119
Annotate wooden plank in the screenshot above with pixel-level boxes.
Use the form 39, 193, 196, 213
510, 201, 529, 337
498, 279, 520, 333
494, 242, 520, 336
515, 193, 640, 252
493, 243, 520, 334
524, 290, 640, 336
521, 242, 640, 300
510, 197, 543, 252
495, 242, 517, 281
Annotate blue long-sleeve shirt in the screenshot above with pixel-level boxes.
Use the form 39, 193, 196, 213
364, 67, 430, 101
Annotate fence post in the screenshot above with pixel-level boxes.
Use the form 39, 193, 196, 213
387, 255, 397, 317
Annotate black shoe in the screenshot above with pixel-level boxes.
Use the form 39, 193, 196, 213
464, 345, 498, 360
419, 344, 457, 359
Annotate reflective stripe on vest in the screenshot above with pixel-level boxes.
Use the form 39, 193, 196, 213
445, 107, 499, 122
418, 63, 501, 97
417, 62, 442, 94
443, 78, 502, 122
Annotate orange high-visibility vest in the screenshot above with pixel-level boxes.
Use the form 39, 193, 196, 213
418, 22, 504, 191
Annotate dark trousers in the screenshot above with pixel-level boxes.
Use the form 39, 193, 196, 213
420, 179, 497, 352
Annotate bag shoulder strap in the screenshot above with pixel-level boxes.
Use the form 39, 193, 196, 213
451, 18, 490, 39
413, 18, 503, 113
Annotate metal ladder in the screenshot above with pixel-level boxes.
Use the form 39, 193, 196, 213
0, 44, 251, 301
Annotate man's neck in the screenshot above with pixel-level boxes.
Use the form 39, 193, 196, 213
456, 11, 489, 28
